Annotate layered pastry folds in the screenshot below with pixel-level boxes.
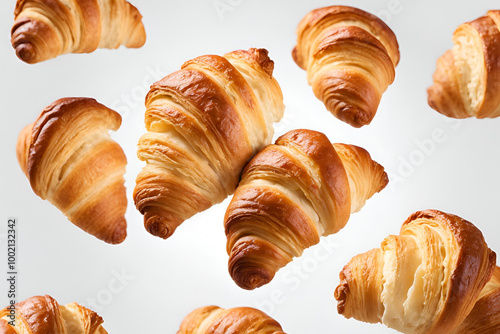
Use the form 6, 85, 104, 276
293, 6, 400, 127
0, 295, 108, 333
428, 10, 500, 119
12, 0, 146, 63
134, 48, 285, 239
335, 210, 497, 334
177, 306, 286, 334
16, 98, 128, 244
225, 129, 388, 290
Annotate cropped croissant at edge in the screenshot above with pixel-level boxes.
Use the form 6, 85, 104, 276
11, 0, 146, 64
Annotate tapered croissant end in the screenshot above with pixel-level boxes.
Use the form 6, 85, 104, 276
11, 17, 59, 64
123, 3, 147, 48
143, 211, 182, 239
16, 123, 33, 176
228, 237, 290, 290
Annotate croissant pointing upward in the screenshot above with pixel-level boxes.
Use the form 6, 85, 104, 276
134, 48, 285, 240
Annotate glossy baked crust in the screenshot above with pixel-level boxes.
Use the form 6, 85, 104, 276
293, 5, 400, 127
334, 210, 496, 334
177, 306, 286, 334
134, 48, 285, 240
0, 295, 108, 334
12, 0, 146, 64
16, 98, 127, 244
225, 129, 388, 290
428, 10, 500, 119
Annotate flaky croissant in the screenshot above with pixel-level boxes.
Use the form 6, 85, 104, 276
224, 129, 388, 290
177, 306, 286, 334
428, 10, 500, 119
334, 210, 497, 334
451, 266, 500, 334
16, 98, 128, 244
292, 6, 400, 127
12, 0, 146, 64
134, 48, 285, 239
0, 295, 108, 334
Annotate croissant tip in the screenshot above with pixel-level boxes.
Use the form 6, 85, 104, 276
334, 105, 372, 128
108, 227, 127, 245
145, 216, 175, 239
15, 43, 37, 64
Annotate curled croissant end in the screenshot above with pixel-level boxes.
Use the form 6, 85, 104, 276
428, 10, 500, 119
0, 295, 108, 333
293, 6, 400, 127
225, 129, 388, 290
335, 210, 496, 334
177, 305, 286, 334
134, 48, 285, 240
451, 266, 500, 334
16, 98, 128, 244
11, 0, 146, 64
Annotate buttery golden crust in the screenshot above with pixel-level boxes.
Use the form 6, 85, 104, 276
451, 266, 500, 334
0, 295, 108, 334
134, 48, 284, 240
335, 210, 496, 334
16, 98, 127, 244
11, 0, 146, 64
177, 306, 286, 334
428, 10, 500, 118
225, 129, 388, 290
293, 5, 399, 127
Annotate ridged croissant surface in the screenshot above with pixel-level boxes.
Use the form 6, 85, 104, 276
334, 210, 497, 334
0, 295, 108, 334
177, 306, 286, 334
134, 48, 285, 240
452, 266, 500, 334
428, 10, 500, 119
292, 6, 400, 127
224, 129, 388, 290
16, 98, 127, 244
12, 0, 146, 64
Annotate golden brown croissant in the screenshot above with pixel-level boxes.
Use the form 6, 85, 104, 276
224, 129, 388, 290
334, 210, 497, 334
0, 295, 108, 334
451, 266, 500, 334
177, 305, 286, 334
292, 6, 400, 127
16, 98, 127, 244
134, 48, 285, 239
11, 0, 146, 64
428, 10, 500, 119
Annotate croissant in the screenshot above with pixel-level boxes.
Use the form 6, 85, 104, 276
292, 5, 400, 127
177, 306, 286, 334
134, 48, 285, 239
16, 97, 128, 244
428, 10, 500, 119
334, 210, 497, 334
451, 266, 500, 334
0, 295, 108, 334
11, 0, 146, 64
224, 129, 388, 290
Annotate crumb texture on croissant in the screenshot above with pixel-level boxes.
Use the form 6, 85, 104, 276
0, 295, 108, 334
16, 98, 128, 244
428, 10, 500, 119
11, 0, 146, 64
134, 48, 285, 240
177, 306, 286, 334
335, 210, 496, 334
224, 129, 388, 290
293, 6, 400, 127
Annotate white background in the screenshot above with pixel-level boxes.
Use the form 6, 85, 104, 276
1, 0, 499, 333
